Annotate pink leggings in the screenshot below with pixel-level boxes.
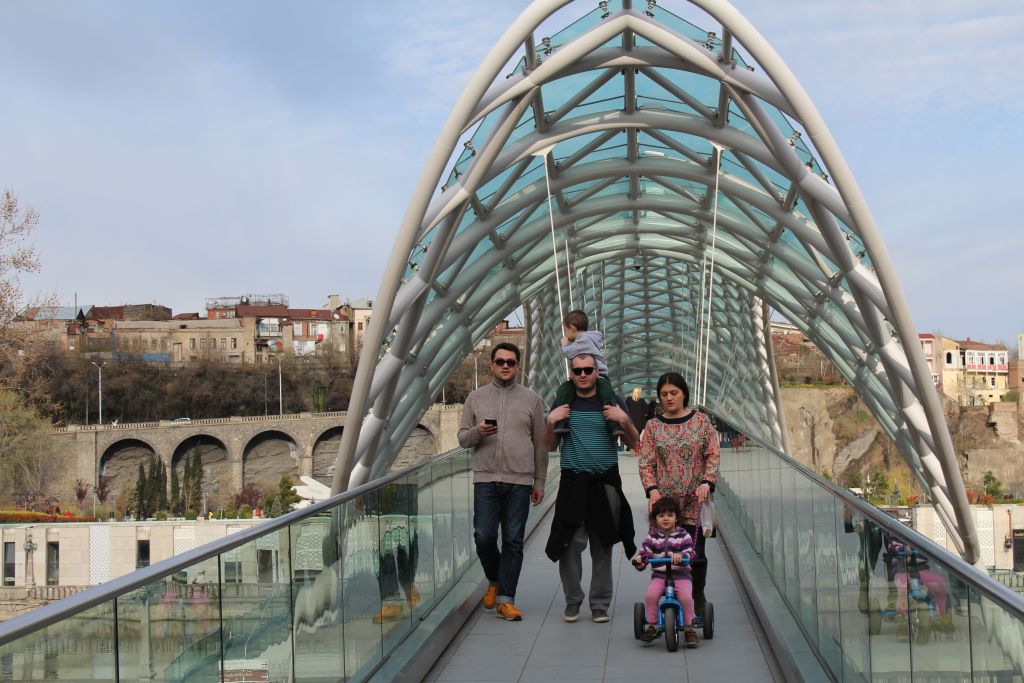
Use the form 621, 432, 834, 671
645, 575, 694, 625
894, 570, 948, 614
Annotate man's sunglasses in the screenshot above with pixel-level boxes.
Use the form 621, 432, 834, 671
571, 366, 596, 376
492, 358, 518, 367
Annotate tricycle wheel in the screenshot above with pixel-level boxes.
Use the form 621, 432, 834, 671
663, 605, 679, 652
633, 602, 646, 640
703, 601, 714, 640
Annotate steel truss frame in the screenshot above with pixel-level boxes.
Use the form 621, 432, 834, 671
332, 0, 979, 562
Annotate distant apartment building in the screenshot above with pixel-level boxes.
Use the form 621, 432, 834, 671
920, 334, 1011, 407
768, 321, 800, 336
15, 306, 94, 349
917, 334, 941, 388
939, 336, 965, 405
325, 294, 373, 362
22, 294, 366, 367
286, 308, 348, 358
957, 338, 1009, 406
89, 304, 172, 322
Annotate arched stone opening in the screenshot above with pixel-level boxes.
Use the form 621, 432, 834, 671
312, 427, 344, 485
243, 430, 299, 494
99, 439, 157, 499
390, 425, 436, 473
171, 435, 231, 510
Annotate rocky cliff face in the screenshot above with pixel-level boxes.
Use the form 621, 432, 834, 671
780, 387, 1024, 496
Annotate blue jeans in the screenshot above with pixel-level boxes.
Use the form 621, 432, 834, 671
473, 482, 532, 603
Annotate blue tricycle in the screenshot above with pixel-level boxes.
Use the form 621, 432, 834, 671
632, 557, 714, 651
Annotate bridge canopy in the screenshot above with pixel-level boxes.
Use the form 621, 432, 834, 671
336, 0, 978, 562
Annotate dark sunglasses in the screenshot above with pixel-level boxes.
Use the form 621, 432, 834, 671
492, 358, 518, 367
571, 366, 596, 376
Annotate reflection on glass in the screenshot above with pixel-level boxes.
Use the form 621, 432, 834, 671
812, 486, 841, 673
414, 466, 437, 613
220, 529, 293, 683
0, 449, 492, 683
374, 478, 416, 652
0, 602, 115, 681
451, 450, 473, 573
132, 557, 221, 683
794, 474, 818, 644
969, 586, 1024, 680
342, 492, 383, 682
909, 559, 969, 681
431, 460, 456, 593
837, 502, 872, 680
715, 426, 1024, 683
292, 505, 344, 683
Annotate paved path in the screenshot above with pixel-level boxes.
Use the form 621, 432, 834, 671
426, 455, 781, 682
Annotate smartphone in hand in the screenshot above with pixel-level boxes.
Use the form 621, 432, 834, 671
484, 418, 497, 426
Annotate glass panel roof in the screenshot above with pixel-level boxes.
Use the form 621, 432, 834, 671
364, 2, 973, 550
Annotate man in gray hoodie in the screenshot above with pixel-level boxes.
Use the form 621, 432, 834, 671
458, 342, 549, 621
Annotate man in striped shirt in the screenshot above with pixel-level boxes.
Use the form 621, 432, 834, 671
544, 353, 638, 623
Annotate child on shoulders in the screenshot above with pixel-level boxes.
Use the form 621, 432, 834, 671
552, 309, 623, 437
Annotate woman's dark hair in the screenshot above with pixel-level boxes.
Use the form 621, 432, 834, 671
656, 372, 690, 408
649, 496, 681, 524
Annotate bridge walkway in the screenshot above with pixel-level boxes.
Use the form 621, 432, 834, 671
426, 456, 781, 682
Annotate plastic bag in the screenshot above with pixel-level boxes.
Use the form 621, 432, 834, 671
700, 496, 715, 538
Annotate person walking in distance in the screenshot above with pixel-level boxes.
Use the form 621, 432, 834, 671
544, 353, 638, 623
458, 342, 549, 621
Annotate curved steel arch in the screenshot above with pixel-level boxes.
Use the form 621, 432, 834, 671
334, 0, 979, 562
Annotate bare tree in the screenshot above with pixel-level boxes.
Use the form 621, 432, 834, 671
0, 190, 41, 330
0, 391, 61, 504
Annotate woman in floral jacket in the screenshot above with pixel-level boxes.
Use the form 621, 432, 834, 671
637, 371, 720, 623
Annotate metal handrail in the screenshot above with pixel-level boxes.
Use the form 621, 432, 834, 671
0, 448, 468, 646
710, 410, 1024, 623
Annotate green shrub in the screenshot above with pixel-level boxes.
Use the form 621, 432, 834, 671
833, 409, 872, 442
224, 506, 237, 519
185, 509, 198, 520
154, 510, 169, 521
239, 504, 253, 519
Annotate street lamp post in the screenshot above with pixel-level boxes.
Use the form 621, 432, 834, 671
276, 355, 283, 415
23, 535, 37, 587
91, 361, 106, 424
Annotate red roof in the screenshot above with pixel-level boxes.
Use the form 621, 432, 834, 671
236, 304, 289, 317
89, 306, 125, 320
173, 312, 201, 320
918, 333, 934, 339
957, 339, 1007, 351
286, 309, 335, 320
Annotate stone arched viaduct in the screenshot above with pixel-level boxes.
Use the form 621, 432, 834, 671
52, 407, 461, 495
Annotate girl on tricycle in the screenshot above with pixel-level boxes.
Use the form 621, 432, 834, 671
632, 497, 698, 650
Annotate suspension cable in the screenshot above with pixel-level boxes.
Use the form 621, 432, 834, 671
700, 144, 725, 406
534, 145, 569, 374
564, 237, 575, 309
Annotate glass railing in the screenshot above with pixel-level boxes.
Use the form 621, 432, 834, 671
990, 569, 1024, 596
713, 417, 1024, 682
0, 449, 560, 682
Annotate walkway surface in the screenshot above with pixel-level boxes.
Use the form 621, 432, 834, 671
425, 455, 781, 682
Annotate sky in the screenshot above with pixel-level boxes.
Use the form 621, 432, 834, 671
1, 0, 1022, 348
